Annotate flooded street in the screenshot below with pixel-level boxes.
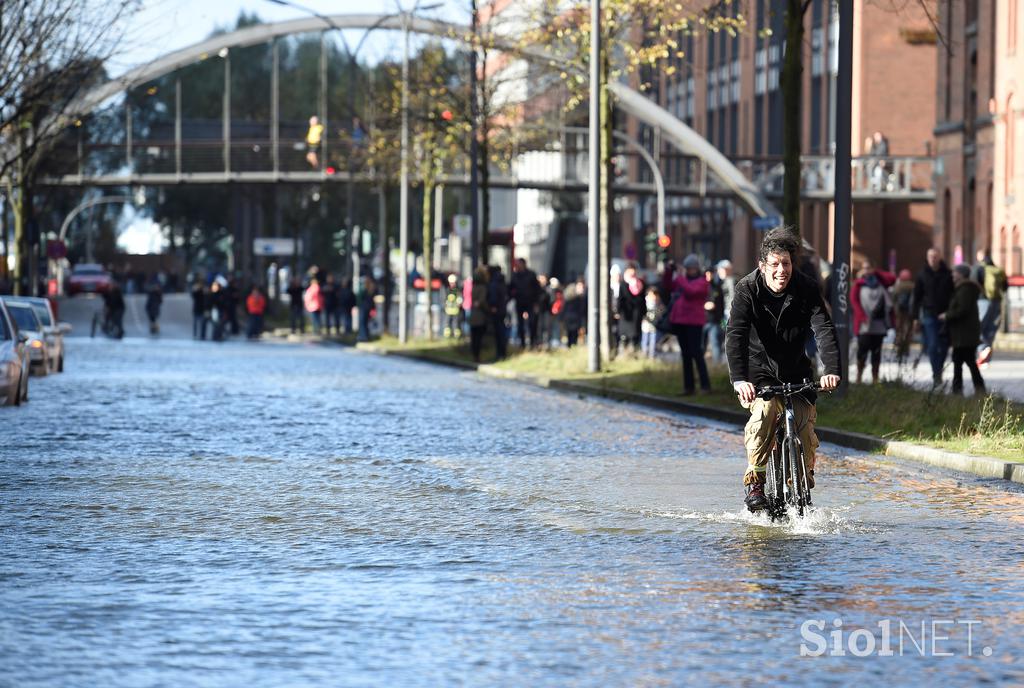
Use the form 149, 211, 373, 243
2, 337, 1023, 685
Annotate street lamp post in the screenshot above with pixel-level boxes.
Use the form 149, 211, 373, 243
398, 9, 411, 344
397, 0, 442, 344
587, 0, 601, 373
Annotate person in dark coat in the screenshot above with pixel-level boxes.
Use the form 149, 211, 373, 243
509, 258, 540, 349
487, 265, 509, 360
145, 281, 163, 334
911, 248, 954, 386
726, 227, 842, 512
287, 276, 305, 334
322, 273, 339, 335
191, 279, 207, 340
564, 277, 587, 348
616, 263, 646, 351
940, 264, 986, 396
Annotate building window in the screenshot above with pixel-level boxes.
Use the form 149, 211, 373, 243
1001, 225, 1009, 272
811, 27, 824, 76
731, 60, 741, 104
686, 77, 695, 118
1011, 0, 1019, 54
1014, 226, 1022, 275
755, 47, 767, 95
1008, 93, 1017, 195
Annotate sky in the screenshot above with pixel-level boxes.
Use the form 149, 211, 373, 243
113, 0, 466, 253
112, 0, 467, 77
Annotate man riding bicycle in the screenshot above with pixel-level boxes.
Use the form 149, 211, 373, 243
725, 227, 842, 512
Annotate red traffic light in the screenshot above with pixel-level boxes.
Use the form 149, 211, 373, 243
657, 234, 672, 249
441, 109, 453, 121
325, 166, 336, 175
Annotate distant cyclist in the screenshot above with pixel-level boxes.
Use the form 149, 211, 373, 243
725, 227, 842, 512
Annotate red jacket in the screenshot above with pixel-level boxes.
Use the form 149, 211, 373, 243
851, 269, 895, 335
662, 270, 709, 326
246, 291, 267, 315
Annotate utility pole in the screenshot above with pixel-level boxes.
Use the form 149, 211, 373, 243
587, 0, 601, 373
398, 9, 411, 343
831, 0, 853, 396
469, 0, 480, 270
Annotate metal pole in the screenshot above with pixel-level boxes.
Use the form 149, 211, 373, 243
271, 39, 280, 175
587, 0, 601, 372
398, 10, 411, 343
175, 77, 182, 178
125, 101, 133, 172
320, 31, 328, 174
469, 0, 480, 269
831, 0, 853, 396
223, 51, 231, 174
379, 184, 389, 333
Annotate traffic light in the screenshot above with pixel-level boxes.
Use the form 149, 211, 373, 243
333, 228, 349, 256
441, 109, 453, 121
656, 233, 671, 260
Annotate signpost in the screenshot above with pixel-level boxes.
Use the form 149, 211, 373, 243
253, 238, 302, 256
752, 215, 782, 231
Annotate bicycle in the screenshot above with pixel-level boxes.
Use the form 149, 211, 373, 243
90, 307, 124, 339
756, 379, 822, 520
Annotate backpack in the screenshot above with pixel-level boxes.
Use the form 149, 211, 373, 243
983, 264, 1008, 301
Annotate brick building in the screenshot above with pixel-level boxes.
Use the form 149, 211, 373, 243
627, 0, 938, 273
992, 0, 1023, 278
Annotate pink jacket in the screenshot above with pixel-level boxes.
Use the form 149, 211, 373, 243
664, 273, 709, 326
303, 282, 323, 313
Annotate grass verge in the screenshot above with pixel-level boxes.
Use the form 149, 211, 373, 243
370, 336, 1024, 462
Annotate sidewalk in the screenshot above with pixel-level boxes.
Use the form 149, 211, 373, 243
355, 341, 1024, 486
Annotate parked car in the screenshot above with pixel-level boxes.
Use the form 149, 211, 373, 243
0, 300, 30, 405
3, 301, 51, 376
67, 263, 113, 296
1, 296, 70, 372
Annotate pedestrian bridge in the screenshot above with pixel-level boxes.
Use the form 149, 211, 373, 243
33, 13, 935, 207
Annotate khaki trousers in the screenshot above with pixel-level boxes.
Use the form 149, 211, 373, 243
740, 396, 819, 486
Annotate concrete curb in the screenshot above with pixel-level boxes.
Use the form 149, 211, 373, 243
353, 343, 1024, 485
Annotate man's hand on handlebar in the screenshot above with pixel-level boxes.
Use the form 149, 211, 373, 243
819, 374, 841, 391
733, 381, 757, 404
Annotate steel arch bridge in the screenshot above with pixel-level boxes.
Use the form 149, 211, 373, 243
36, 14, 935, 208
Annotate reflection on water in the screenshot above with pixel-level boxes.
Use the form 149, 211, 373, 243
1, 338, 1023, 685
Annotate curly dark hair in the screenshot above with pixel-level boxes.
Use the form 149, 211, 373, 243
758, 226, 801, 264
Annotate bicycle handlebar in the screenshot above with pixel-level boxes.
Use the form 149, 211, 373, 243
756, 380, 822, 399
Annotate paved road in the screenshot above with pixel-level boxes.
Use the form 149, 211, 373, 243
2, 336, 1023, 685
57, 292, 195, 340
56, 293, 1024, 402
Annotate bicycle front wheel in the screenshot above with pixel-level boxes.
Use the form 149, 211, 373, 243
785, 437, 811, 515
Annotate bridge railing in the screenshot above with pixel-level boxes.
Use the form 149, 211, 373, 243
40, 134, 936, 202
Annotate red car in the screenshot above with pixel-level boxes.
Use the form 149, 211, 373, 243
67, 263, 113, 296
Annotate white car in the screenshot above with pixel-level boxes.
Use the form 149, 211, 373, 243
2, 301, 51, 375
2, 296, 70, 372
0, 300, 30, 405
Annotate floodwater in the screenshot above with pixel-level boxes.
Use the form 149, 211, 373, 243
2, 338, 1023, 686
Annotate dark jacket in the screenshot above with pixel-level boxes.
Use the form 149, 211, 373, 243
191, 285, 206, 316
944, 279, 982, 349
912, 261, 954, 318
509, 268, 540, 309
726, 268, 841, 390
616, 281, 646, 340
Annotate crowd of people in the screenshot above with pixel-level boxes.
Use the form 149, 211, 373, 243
433, 241, 1008, 400
852, 246, 1009, 396
188, 268, 378, 343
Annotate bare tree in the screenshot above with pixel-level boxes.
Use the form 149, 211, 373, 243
1, 0, 138, 293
